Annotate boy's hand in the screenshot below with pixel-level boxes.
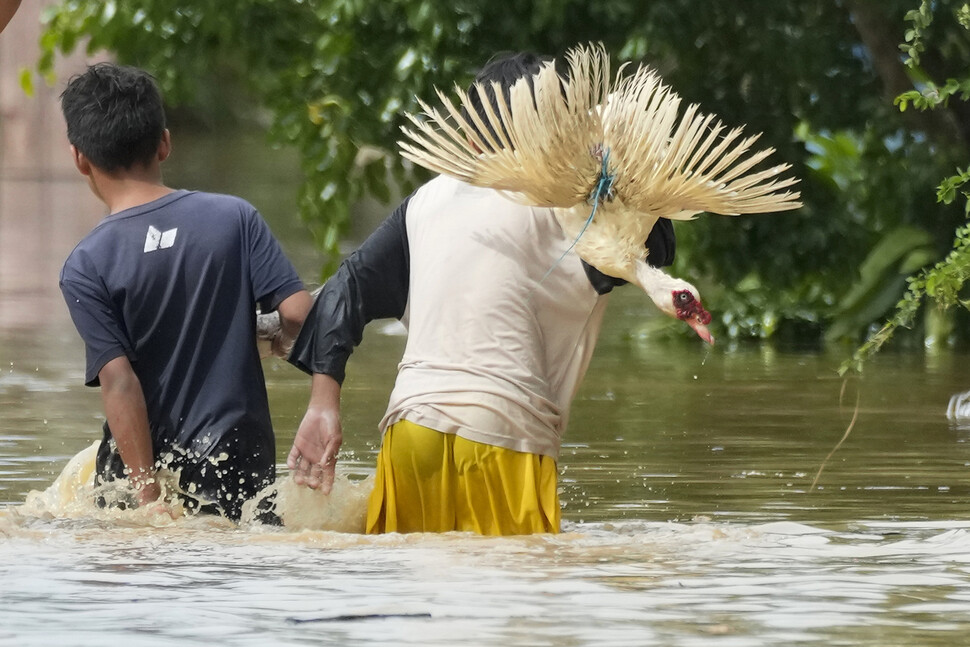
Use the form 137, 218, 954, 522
132, 472, 161, 506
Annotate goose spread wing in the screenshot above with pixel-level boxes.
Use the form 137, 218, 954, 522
399, 43, 800, 218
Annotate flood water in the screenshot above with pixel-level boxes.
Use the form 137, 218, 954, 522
4, 284, 970, 645
4, 138, 970, 645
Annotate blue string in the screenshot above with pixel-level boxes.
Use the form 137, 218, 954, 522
537, 147, 615, 286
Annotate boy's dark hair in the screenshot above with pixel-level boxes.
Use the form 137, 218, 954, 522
60, 63, 167, 172
463, 51, 565, 150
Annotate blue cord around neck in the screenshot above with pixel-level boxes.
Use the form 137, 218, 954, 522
537, 147, 615, 286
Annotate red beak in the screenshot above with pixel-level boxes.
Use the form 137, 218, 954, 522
687, 318, 715, 345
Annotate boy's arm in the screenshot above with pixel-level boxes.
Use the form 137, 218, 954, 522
258, 289, 312, 358
278, 289, 312, 341
98, 356, 159, 505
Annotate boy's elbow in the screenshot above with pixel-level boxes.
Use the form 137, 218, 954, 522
275, 290, 314, 349
280, 289, 313, 331
98, 355, 141, 395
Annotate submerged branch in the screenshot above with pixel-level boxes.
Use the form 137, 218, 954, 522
810, 382, 860, 491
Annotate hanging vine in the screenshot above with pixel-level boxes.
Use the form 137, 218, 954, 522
841, 0, 970, 374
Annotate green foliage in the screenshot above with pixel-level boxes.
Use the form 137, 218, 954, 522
896, 77, 970, 112
843, 1, 970, 373
900, 0, 934, 66
842, 218, 970, 373
18, 67, 33, 97
711, 273, 831, 341
30, 0, 970, 340
827, 226, 936, 343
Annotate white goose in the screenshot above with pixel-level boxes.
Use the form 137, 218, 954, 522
397, 43, 802, 343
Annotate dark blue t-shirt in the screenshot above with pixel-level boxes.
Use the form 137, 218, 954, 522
60, 190, 303, 513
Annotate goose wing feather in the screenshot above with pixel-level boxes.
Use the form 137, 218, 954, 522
398, 42, 802, 227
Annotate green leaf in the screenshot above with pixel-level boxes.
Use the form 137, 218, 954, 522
827, 227, 936, 342
18, 68, 34, 97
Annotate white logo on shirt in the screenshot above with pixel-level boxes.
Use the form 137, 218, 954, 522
144, 225, 178, 253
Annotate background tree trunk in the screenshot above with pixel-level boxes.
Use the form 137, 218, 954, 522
846, 0, 966, 148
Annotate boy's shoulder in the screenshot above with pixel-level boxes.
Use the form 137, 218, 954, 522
177, 189, 253, 209
61, 191, 257, 276
128, 189, 255, 218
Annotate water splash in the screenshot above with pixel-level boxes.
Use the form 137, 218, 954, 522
11, 441, 188, 527
241, 473, 372, 533
946, 389, 970, 423
7, 442, 372, 533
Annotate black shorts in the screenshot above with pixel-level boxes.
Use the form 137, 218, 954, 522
94, 422, 277, 522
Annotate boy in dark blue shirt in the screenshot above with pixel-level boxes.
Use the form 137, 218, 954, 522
59, 63, 311, 519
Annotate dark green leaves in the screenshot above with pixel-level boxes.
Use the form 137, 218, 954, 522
31, 0, 970, 342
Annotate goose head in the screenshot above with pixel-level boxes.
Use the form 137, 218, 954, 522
634, 261, 714, 344
550, 204, 713, 344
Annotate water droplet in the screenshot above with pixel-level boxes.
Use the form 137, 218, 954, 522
700, 344, 713, 366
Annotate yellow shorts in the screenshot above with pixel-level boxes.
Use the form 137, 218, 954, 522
365, 419, 560, 535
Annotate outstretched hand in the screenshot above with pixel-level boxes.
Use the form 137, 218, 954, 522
287, 374, 343, 493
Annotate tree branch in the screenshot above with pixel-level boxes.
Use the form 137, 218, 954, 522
846, 0, 964, 147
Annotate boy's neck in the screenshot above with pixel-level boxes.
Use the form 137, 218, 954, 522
72, 131, 177, 215
104, 180, 175, 215
92, 170, 175, 215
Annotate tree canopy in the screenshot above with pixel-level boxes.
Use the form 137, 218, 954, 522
29, 0, 970, 346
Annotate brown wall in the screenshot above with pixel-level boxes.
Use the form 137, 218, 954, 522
0, 0, 105, 332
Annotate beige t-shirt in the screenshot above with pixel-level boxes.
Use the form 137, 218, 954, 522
379, 176, 609, 460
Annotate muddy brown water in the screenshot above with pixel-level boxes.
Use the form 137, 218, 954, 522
4, 284, 970, 645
